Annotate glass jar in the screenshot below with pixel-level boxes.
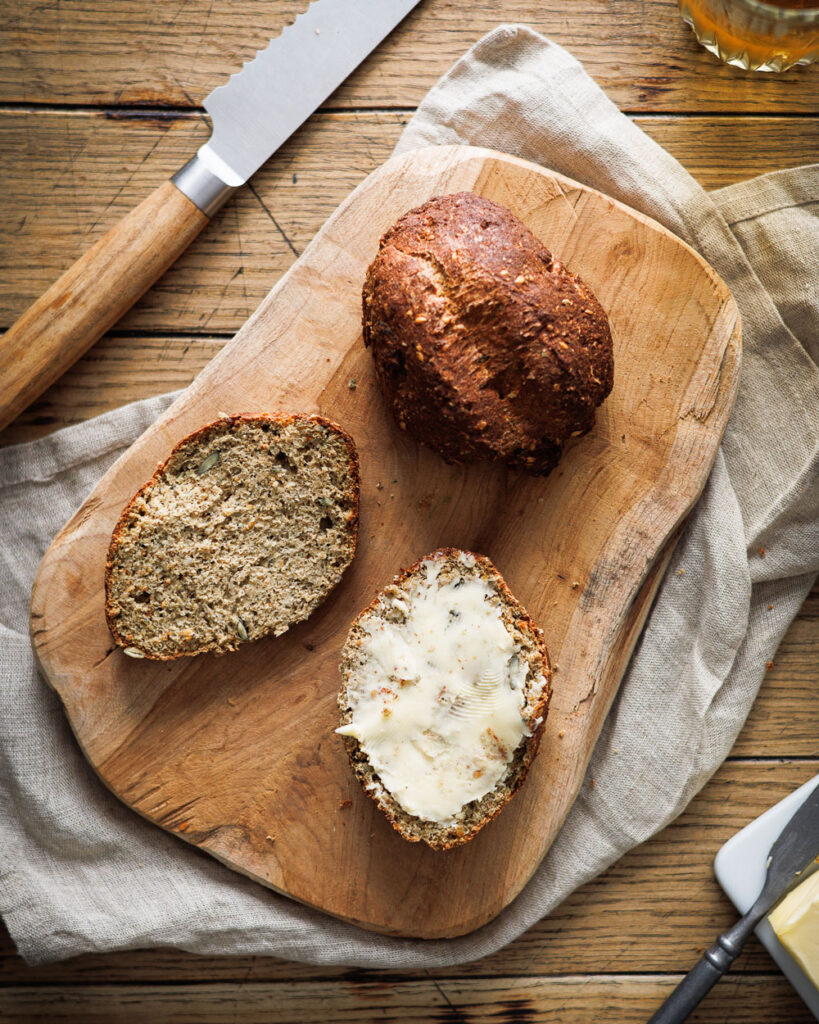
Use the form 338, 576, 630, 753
679, 0, 819, 70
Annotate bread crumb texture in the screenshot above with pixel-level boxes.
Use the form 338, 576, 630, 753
105, 413, 359, 659
337, 548, 551, 850
362, 191, 614, 475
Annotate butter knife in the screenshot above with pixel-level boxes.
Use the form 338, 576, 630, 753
647, 779, 819, 1023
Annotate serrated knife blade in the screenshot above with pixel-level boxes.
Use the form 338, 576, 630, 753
200, 0, 422, 186
175, 0, 423, 208
0, 0, 422, 430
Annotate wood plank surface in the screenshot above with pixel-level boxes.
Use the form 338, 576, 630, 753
0, 181, 209, 431
2, 113, 818, 339
2, 0, 818, 113
2, 761, 816, 986
0, 974, 812, 1023
29, 144, 741, 940
732, 591, 818, 758
2, 0, 816, 1017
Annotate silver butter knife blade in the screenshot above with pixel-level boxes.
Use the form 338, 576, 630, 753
645, 779, 819, 1024
198, 0, 422, 186
756, 777, 819, 917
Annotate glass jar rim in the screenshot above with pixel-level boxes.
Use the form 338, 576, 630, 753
722, 0, 819, 21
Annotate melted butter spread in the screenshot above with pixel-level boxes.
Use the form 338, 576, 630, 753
337, 558, 545, 824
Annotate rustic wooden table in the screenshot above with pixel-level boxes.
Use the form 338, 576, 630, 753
1, 2, 817, 1021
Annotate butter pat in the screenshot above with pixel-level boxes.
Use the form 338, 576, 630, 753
769, 869, 819, 988
337, 555, 547, 825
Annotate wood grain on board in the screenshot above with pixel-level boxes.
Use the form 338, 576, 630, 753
2, 761, 817, 985
2, 0, 815, 1015
2, 112, 818, 340
29, 145, 740, 939
2, 0, 818, 113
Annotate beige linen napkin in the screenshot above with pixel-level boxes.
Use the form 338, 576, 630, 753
1, 27, 817, 966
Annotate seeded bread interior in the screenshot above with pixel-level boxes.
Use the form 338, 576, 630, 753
105, 413, 359, 660
337, 548, 551, 850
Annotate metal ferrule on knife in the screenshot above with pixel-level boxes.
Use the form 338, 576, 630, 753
0, 0, 421, 433
171, 155, 237, 219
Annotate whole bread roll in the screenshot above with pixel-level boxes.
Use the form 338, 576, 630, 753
362, 192, 614, 475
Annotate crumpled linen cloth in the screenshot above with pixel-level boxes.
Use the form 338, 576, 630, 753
1, 26, 817, 967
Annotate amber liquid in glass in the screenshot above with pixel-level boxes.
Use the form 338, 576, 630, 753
680, 0, 819, 70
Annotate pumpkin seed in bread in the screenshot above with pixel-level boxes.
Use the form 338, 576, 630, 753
105, 413, 359, 660
337, 548, 551, 849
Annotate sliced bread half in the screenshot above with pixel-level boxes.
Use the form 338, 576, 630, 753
105, 413, 359, 659
337, 548, 551, 850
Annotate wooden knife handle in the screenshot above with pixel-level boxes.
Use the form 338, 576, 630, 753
0, 180, 210, 433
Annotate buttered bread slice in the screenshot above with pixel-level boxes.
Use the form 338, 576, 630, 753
337, 548, 551, 849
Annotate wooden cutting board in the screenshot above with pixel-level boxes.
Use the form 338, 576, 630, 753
30, 145, 741, 939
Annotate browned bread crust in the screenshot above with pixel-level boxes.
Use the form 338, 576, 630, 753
362, 192, 614, 475
105, 413, 359, 660
338, 548, 552, 850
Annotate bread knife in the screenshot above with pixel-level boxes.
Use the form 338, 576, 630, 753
647, 779, 819, 1023
0, 0, 422, 432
